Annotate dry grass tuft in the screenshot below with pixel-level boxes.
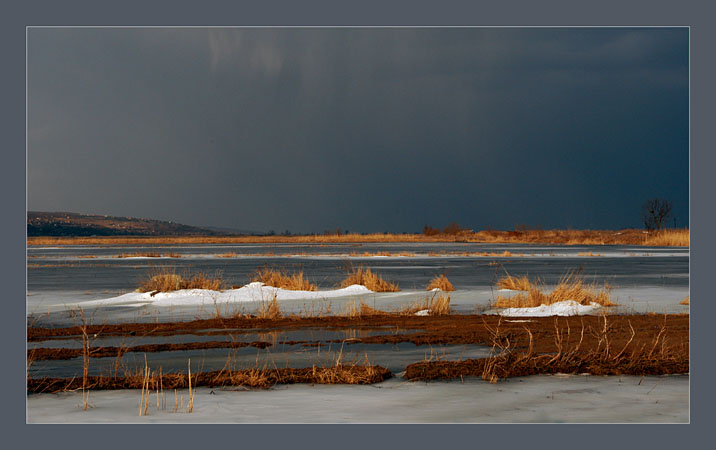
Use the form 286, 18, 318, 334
680, 296, 689, 305
426, 274, 455, 291
427, 294, 451, 315
494, 272, 614, 308
496, 275, 533, 291
643, 228, 689, 247
257, 294, 283, 320
398, 293, 451, 316
251, 267, 317, 291
137, 269, 224, 293
339, 267, 399, 292
343, 300, 387, 318
115, 252, 182, 258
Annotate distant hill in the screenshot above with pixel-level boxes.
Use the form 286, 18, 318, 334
27, 211, 240, 237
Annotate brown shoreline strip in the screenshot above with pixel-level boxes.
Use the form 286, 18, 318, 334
28, 340, 273, 361
404, 352, 689, 381
27, 364, 392, 393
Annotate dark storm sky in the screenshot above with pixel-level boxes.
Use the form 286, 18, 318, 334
27, 28, 689, 233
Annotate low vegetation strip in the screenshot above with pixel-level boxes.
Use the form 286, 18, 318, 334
27, 364, 392, 393
28, 340, 272, 361
403, 351, 689, 381
26, 228, 690, 247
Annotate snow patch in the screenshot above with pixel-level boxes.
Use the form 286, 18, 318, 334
77, 282, 373, 308
414, 309, 430, 316
499, 300, 603, 317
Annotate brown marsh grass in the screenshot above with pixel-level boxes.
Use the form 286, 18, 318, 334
115, 252, 182, 258
28, 362, 391, 393
398, 293, 451, 316
680, 296, 690, 305
28, 228, 689, 247
426, 274, 455, 291
404, 315, 688, 382
257, 294, 283, 320
496, 275, 533, 291
339, 267, 399, 292
643, 228, 690, 247
250, 267, 317, 291
137, 269, 224, 293
494, 272, 615, 308
343, 300, 388, 318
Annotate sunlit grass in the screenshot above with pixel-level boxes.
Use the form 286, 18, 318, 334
426, 274, 455, 291
494, 272, 615, 308
250, 267, 317, 291
137, 269, 224, 293
339, 267, 399, 292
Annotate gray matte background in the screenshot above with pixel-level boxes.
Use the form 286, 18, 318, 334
2, 0, 713, 447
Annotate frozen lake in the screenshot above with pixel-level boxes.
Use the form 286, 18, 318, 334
27, 242, 690, 324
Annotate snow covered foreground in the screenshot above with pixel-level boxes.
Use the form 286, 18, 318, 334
498, 300, 604, 317
77, 282, 373, 307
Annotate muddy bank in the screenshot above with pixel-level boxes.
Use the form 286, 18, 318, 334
27, 364, 392, 393
28, 314, 689, 354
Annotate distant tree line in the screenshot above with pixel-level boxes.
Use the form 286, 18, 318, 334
423, 222, 470, 236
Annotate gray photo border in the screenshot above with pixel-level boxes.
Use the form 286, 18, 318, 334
3, 0, 713, 448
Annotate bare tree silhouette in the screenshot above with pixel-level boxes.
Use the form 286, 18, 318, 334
642, 198, 673, 231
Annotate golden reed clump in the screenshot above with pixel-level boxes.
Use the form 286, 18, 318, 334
250, 267, 317, 291
426, 274, 455, 291
339, 267, 399, 292
494, 272, 615, 308
137, 270, 224, 293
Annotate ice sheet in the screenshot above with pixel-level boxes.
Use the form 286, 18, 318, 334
26, 374, 689, 423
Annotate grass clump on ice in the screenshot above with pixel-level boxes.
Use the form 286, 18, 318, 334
680, 296, 689, 305
250, 266, 317, 291
426, 274, 455, 291
494, 272, 615, 308
398, 293, 451, 316
137, 269, 224, 293
339, 267, 399, 292
496, 274, 533, 291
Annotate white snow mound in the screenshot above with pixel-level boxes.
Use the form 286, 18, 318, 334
499, 300, 603, 317
77, 282, 373, 307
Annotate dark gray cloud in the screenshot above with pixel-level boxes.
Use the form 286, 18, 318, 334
28, 28, 688, 232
